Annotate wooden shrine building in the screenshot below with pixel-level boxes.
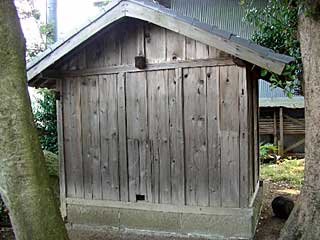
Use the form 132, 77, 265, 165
27, 0, 294, 239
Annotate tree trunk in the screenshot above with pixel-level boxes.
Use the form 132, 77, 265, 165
0, 1, 69, 239
279, 6, 320, 240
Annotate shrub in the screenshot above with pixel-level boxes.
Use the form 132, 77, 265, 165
242, 0, 302, 96
32, 89, 58, 154
260, 143, 278, 162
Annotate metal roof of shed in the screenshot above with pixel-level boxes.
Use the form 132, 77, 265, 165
259, 79, 304, 108
259, 97, 304, 108
171, 0, 267, 39
27, 0, 294, 82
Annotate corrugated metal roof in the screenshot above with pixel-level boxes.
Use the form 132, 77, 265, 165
259, 79, 287, 98
259, 80, 304, 108
259, 97, 304, 108
171, 0, 266, 39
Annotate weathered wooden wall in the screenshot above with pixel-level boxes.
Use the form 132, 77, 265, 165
57, 19, 258, 209
57, 19, 229, 72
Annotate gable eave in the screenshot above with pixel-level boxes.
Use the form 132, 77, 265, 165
27, 0, 126, 81
27, 0, 294, 83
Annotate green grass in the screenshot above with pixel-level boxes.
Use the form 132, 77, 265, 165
261, 158, 304, 188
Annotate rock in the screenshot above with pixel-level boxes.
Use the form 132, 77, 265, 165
272, 196, 294, 219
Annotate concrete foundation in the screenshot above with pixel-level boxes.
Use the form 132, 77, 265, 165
66, 185, 263, 240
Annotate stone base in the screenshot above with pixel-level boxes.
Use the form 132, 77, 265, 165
66, 185, 263, 240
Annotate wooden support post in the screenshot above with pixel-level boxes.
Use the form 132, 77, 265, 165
279, 107, 284, 156
273, 110, 277, 145
252, 75, 259, 186
56, 79, 67, 218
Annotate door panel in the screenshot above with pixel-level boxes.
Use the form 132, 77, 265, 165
126, 72, 148, 202
183, 67, 209, 206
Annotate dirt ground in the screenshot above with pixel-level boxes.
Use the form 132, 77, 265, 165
255, 180, 300, 240
0, 181, 299, 240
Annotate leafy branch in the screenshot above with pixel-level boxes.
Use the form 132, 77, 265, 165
242, 0, 303, 97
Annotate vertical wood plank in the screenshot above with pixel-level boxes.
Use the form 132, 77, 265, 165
99, 74, 120, 201
279, 107, 284, 156
208, 46, 230, 59
86, 37, 105, 69
168, 68, 185, 205
166, 30, 185, 62
62, 78, 72, 197
80, 77, 90, 199
127, 139, 140, 202
247, 69, 254, 196
184, 67, 209, 207
208, 46, 219, 59
68, 50, 87, 71
183, 67, 195, 205
145, 23, 166, 63
220, 131, 240, 208
147, 70, 161, 203
57, 79, 67, 217
137, 73, 148, 200
273, 110, 278, 145
126, 72, 148, 202
104, 30, 121, 67
81, 76, 101, 199
196, 41, 209, 59
137, 21, 145, 57
239, 67, 249, 207
118, 72, 129, 202
121, 21, 145, 65
195, 67, 209, 207
159, 70, 171, 204
63, 78, 84, 198
207, 67, 221, 207
185, 38, 196, 60
120, 21, 136, 66
148, 70, 171, 204
253, 77, 259, 186
70, 77, 84, 198
220, 66, 240, 208
185, 38, 209, 60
